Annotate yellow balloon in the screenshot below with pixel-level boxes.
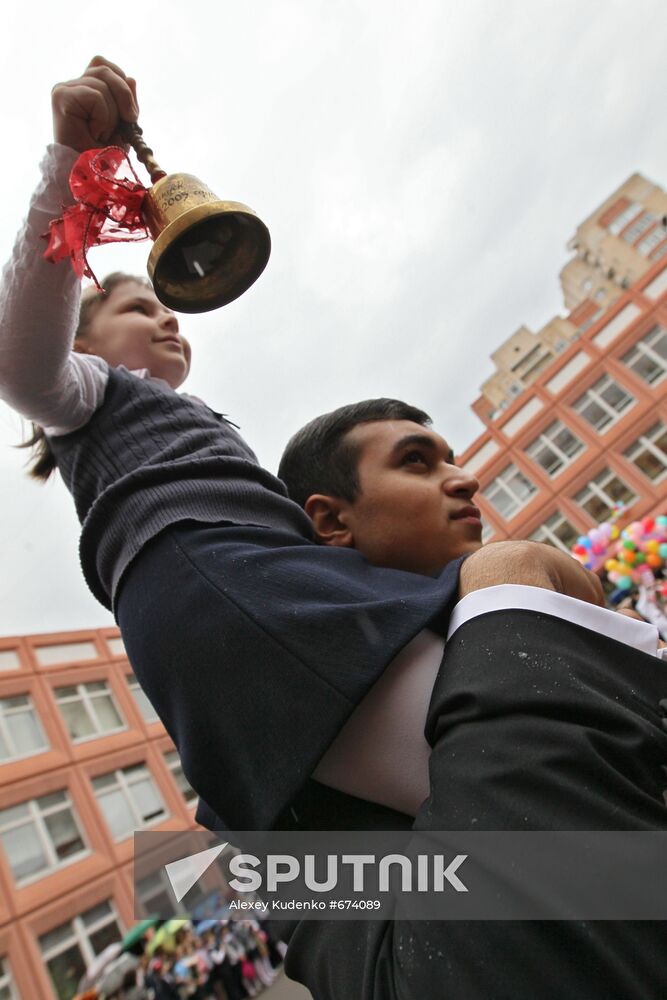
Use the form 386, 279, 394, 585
611, 526, 620, 539
646, 539, 660, 553
605, 559, 619, 572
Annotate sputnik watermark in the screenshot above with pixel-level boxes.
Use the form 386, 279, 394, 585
226, 852, 468, 893
133, 830, 667, 921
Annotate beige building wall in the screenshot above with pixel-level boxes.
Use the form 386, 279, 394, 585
460, 256, 667, 556
481, 316, 578, 412
478, 173, 667, 417
560, 172, 667, 311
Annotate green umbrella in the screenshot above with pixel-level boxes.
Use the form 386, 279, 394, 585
121, 918, 160, 952
146, 918, 190, 954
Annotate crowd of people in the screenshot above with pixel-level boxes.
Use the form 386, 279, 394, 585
80, 919, 287, 1000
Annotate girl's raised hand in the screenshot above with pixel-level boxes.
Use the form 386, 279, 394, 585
51, 55, 140, 152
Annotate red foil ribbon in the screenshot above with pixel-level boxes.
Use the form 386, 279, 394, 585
43, 146, 149, 289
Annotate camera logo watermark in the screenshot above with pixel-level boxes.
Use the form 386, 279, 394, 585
165, 842, 229, 902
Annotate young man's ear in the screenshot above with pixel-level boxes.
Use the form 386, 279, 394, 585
73, 338, 91, 355
304, 494, 354, 547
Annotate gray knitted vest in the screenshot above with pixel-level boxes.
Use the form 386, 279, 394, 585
49, 366, 314, 610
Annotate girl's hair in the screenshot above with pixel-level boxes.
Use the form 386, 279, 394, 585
20, 272, 151, 481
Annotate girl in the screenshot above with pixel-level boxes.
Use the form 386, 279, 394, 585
2, 56, 663, 837
0, 55, 467, 831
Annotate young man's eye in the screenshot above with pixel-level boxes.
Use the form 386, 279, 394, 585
402, 450, 428, 466
128, 303, 148, 314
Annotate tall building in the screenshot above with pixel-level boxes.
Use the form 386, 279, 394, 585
0, 626, 202, 999
560, 173, 667, 312
460, 174, 667, 551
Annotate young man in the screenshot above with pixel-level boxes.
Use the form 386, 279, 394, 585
28, 57, 664, 1000
273, 398, 612, 816
267, 398, 667, 1000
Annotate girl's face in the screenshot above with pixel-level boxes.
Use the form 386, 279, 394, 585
76, 281, 192, 388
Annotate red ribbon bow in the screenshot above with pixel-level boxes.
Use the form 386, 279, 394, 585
43, 146, 149, 289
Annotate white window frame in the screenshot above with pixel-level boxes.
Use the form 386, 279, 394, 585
572, 374, 635, 432
482, 464, 538, 521
54, 681, 126, 743
624, 422, 667, 483
0, 694, 49, 763
40, 901, 122, 995
0, 792, 89, 887
126, 673, 159, 724
526, 420, 584, 477
622, 326, 667, 386
529, 511, 580, 554
0, 956, 19, 1000
574, 468, 637, 521
92, 764, 168, 842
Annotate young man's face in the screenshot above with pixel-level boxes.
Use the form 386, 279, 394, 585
309, 419, 483, 575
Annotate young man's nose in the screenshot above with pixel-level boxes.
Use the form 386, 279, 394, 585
442, 466, 479, 498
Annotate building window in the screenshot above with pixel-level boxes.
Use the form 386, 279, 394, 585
126, 672, 159, 724
607, 201, 641, 235
0, 956, 19, 1000
0, 695, 48, 763
624, 422, 667, 482
34, 641, 98, 667
621, 325, 667, 386
136, 870, 180, 919
574, 468, 637, 522
637, 224, 667, 256
54, 682, 125, 743
39, 901, 122, 1000
651, 240, 667, 262
92, 764, 168, 841
0, 791, 87, 885
106, 636, 125, 656
481, 521, 495, 544
483, 464, 538, 520
621, 211, 655, 244
135, 866, 207, 919
0, 650, 20, 672
164, 750, 198, 806
529, 511, 580, 553
526, 420, 584, 477
572, 374, 635, 432
521, 350, 554, 383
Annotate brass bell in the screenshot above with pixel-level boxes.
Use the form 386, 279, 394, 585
121, 123, 271, 313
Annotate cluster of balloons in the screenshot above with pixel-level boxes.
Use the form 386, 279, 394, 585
571, 514, 667, 596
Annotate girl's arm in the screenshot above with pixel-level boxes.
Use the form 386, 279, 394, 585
0, 56, 139, 435
0, 143, 110, 434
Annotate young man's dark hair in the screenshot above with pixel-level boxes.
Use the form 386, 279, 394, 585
278, 397, 432, 508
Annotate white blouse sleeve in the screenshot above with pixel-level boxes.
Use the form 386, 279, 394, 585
0, 143, 109, 437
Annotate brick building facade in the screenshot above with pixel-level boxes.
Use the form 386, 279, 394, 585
0, 627, 201, 999
460, 253, 667, 550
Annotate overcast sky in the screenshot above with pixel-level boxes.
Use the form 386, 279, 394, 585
1, 0, 666, 636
